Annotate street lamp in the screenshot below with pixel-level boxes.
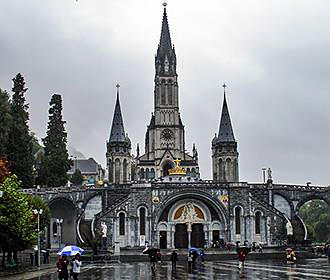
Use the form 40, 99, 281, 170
32, 209, 43, 268
56, 219, 63, 249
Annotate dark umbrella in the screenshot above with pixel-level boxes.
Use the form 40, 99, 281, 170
142, 247, 159, 255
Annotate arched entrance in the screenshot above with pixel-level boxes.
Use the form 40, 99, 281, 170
156, 192, 228, 249
48, 198, 77, 249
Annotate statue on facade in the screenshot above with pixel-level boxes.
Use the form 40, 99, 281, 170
101, 222, 107, 238
267, 168, 272, 181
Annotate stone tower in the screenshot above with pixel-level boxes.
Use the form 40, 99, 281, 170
212, 87, 239, 182
106, 85, 131, 184
136, 3, 199, 179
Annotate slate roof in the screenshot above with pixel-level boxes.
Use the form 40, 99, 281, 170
218, 94, 235, 142
68, 158, 99, 175
109, 89, 126, 143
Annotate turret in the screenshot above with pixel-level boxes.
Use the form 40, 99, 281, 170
212, 84, 239, 182
106, 84, 132, 184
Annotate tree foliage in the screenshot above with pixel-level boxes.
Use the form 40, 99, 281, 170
6, 73, 34, 188
70, 169, 83, 185
41, 94, 71, 187
28, 195, 50, 230
0, 176, 37, 254
299, 199, 330, 242
0, 89, 11, 156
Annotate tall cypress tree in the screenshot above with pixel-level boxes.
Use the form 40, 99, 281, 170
6, 73, 34, 187
42, 94, 71, 187
0, 89, 11, 157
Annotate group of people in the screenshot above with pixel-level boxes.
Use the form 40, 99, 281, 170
56, 253, 82, 280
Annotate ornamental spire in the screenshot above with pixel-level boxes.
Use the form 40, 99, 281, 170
109, 84, 126, 143
218, 83, 235, 142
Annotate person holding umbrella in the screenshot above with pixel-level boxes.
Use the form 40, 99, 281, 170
71, 253, 82, 280
57, 254, 69, 280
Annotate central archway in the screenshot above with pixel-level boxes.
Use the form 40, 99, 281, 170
155, 192, 228, 249
162, 161, 174, 177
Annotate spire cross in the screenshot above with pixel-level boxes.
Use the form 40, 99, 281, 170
116, 83, 120, 95
222, 83, 227, 94
163, 0, 167, 7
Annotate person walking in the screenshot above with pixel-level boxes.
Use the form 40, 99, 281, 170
238, 250, 247, 271
57, 254, 69, 280
170, 250, 178, 272
71, 253, 82, 280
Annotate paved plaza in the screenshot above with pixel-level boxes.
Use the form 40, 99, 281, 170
4, 258, 329, 280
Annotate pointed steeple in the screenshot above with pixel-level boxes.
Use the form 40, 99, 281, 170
109, 84, 126, 143
158, 3, 172, 56
155, 2, 176, 75
218, 85, 235, 142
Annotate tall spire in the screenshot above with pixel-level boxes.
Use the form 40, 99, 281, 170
218, 84, 235, 142
109, 84, 126, 143
158, 2, 172, 55
155, 2, 176, 76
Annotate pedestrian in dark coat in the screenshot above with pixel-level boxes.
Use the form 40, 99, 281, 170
57, 255, 69, 280
171, 250, 178, 271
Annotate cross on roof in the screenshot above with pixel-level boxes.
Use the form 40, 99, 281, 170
222, 83, 227, 94
163, 1, 167, 7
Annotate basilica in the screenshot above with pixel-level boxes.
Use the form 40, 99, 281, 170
95, 4, 287, 249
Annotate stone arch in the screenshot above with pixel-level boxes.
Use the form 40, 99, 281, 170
155, 190, 228, 229
273, 192, 294, 218
162, 160, 174, 177
137, 205, 147, 236
48, 197, 77, 248
296, 194, 330, 213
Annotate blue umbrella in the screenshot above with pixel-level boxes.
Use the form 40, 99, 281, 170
57, 245, 84, 256
188, 247, 201, 255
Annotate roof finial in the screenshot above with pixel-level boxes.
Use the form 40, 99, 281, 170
116, 83, 120, 97
222, 83, 227, 94
163, 1, 167, 8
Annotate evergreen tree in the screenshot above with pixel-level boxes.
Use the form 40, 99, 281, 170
6, 73, 34, 188
0, 89, 11, 156
70, 169, 83, 185
42, 94, 71, 187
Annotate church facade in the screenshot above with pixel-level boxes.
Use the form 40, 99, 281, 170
99, 5, 287, 249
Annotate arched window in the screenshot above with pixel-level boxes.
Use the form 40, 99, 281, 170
139, 208, 146, 235
168, 85, 172, 105
226, 158, 231, 181
123, 159, 127, 182
146, 168, 150, 179
161, 83, 166, 105
187, 168, 191, 176
108, 159, 113, 182
191, 168, 196, 177
150, 168, 155, 179
140, 168, 145, 179
234, 159, 238, 180
235, 207, 241, 234
115, 159, 121, 183
119, 213, 125, 236
255, 211, 261, 234
53, 221, 57, 235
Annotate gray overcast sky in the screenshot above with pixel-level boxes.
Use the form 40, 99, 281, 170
1, 0, 330, 185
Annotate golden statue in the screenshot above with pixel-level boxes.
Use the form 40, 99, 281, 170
168, 159, 186, 175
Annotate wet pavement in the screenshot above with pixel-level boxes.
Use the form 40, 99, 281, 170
7, 258, 330, 279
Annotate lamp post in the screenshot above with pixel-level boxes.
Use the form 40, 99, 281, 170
32, 209, 43, 268
56, 219, 63, 249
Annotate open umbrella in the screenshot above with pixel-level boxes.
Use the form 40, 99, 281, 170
142, 247, 159, 255
189, 247, 202, 255
57, 245, 84, 256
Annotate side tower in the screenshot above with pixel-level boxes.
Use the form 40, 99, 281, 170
106, 84, 131, 184
136, 3, 199, 179
212, 85, 239, 182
